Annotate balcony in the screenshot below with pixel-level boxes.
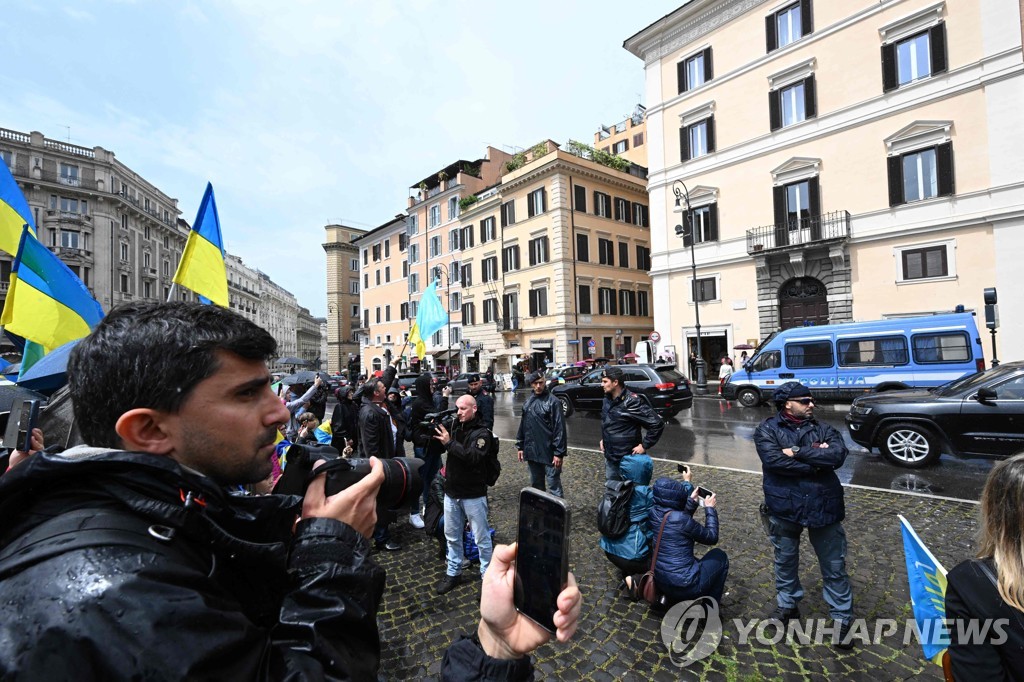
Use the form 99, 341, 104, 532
45, 209, 93, 226
51, 246, 92, 259
141, 267, 158, 279
498, 316, 520, 333
745, 210, 850, 255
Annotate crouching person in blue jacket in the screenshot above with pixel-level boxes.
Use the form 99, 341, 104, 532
646, 470, 729, 606
600, 454, 654, 580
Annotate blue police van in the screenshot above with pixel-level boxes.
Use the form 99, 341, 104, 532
722, 313, 985, 407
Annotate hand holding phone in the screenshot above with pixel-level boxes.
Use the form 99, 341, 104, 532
513, 488, 570, 634
5, 398, 41, 452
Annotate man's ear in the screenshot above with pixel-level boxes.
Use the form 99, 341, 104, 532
114, 408, 175, 455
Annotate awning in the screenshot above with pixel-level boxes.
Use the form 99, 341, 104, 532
431, 349, 461, 361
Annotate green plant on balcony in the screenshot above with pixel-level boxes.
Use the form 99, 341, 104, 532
504, 152, 528, 174
529, 142, 549, 159
437, 170, 449, 183
458, 195, 480, 211
565, 139, 631, 172
460, 162, 482, 178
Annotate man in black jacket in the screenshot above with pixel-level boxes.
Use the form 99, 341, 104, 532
599, 366, 664, 481
516, 371, 567, 497
466, 373, 494, 429
433, 394, 496, 595
358, 359, 402, 550
410, 373, 447, 523
754, 381, 854, 649
0, 302, 583, 681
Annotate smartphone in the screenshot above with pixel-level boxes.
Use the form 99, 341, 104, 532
514, 488, 571, 634
677, 464, 689, 474
4, 398, 41, 451
696, 486, 714, 499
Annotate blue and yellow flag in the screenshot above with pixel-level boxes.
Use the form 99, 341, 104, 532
1, 226, 104, 352
172, 183, 227, 307
408, 321, 426, 360
0, 161, 36, 257
899, 515, 949, 665
416, 278, 448, 340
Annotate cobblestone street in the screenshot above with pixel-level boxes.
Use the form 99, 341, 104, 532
372, 441, 979, 680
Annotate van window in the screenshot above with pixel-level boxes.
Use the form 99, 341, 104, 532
912, 332, 970, 364
750, 351, 780, 371
837, 337, 909, 366
785, 341, 833, 369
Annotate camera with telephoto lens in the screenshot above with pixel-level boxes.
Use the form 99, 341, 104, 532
420, 407, 457, 430
272, 443, 423, 510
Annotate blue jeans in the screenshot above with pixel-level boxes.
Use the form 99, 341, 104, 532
444, 494, 492, 577
414, 446, 442, 512
527, 460, 563, 498
659, 548, 730, 605
768, 517, 853, 621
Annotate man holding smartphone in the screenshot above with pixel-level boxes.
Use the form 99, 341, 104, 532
754, 381, 855, 650
516, 371, 567, 497
599, 366, 664, 481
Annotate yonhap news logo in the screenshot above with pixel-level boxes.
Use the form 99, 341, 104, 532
660, 597, 723, 668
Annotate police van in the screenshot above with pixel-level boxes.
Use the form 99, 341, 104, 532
722, 313, 985, 407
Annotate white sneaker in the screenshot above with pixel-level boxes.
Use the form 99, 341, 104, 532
409, 513, 425, 529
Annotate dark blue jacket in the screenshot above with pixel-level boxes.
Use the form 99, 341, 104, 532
754, 412, 848, 528
600, 454, 653, 562
601, 389, 664, 460
648, 478, 715, 590
515, 389, 566, 464
468, 388, 494, 430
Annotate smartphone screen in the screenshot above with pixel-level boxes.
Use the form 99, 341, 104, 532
4, 398, 40, 451
514, 488, 570, 634
697, 486, 714, 499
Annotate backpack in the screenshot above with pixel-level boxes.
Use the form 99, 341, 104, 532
484, 434, 501, 486
596, 479, 634, 538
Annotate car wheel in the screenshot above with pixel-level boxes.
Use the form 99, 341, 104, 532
558, 396, 574, 417
878, 423, 942, 468
737, 388, 761, 408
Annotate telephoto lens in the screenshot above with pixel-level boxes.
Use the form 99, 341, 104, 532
325, 457, 425, 509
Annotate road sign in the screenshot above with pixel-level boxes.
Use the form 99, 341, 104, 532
587, 339, 596, 348
588, 346, 596, 355
649, 331, 661, 343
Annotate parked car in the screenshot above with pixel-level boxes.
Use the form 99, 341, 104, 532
845, 361, 1024, 468
551, 364, 693, 418
544, 365, 588, 390
396, 372, 446, 396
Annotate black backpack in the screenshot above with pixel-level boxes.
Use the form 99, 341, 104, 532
484, 434, 501, 486
597, 479, 634, 538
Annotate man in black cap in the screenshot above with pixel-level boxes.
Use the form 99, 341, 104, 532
753, 381, 855, 650
599, 366, 664, 481
516, 372, 567, 497
466, 373, 495, 430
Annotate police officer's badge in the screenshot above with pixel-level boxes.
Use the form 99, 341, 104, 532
476, 438, 487, 449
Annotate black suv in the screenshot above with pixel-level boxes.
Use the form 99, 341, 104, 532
396, 372, 446, 396
845, 361, 1024, 468
551, 364, 693, 418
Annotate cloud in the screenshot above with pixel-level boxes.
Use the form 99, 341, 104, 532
63, 6, 95, 21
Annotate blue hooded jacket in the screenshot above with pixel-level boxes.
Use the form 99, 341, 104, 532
600, 454, 654, 562
648, 477, 717, 590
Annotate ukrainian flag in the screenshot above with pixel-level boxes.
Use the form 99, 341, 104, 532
172, 182, 228, 307
0, 161, 36, 257
416, 278, 448, 339
1, 226, 104, 352
408, 321, 426, 360
899, 515, 949, 665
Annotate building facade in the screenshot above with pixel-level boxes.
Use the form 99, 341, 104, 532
259, 270, 299, 363
353, 216, 411, 375
226, 253, 261, 325
296, 306, 321, 367
594, 104, 649, 168
625, 0, 1024, 373
323, 223, 365, 374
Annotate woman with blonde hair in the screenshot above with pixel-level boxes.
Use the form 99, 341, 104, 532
946, 452, 1024, 679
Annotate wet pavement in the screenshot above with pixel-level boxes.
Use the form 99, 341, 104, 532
373, 438, 978, 680
490, 390, 991, 502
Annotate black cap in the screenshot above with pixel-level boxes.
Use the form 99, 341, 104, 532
467, 373, 481, 383
773, 381, 812, 402
602, 366, 624, 381
526, 371, 544, 384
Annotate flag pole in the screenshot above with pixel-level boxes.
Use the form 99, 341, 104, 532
166, 282, 178, 302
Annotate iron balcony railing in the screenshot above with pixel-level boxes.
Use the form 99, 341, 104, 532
746, 210, 850, 255
499, 316, 520, 332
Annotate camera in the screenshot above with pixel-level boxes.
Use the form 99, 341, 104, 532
272, 443, 423, 510
420, 407, 457, 430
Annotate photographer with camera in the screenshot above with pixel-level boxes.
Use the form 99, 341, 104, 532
433, 395, 497, 595
410, 374, 447, 528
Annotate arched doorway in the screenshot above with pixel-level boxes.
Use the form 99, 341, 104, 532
778, 277, 828, 330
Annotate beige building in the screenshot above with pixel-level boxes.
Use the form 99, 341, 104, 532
352, 216, 409, 375
594, 104, 649, 168
0, 127, 193, 332
259, 271, 299, 363
323, 223, 365, 374
296, 306, 321, 367
625, 0, 1024, 372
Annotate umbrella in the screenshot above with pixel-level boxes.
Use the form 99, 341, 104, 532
623, 352, 638, 359
281, 370, 318, 385
733, 343, 755, 350
3, 363, 21, 380
545, 361, 557, 368
16, 339, 79, 395
574, 361, 588, 367
0, 381, 46, 415
276, 356, 309, 366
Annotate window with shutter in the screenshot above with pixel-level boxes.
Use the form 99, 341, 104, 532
578, 285, 592, 314
576, 234, 589, 262
574, 184, 587, 212
618, 242, 629, 268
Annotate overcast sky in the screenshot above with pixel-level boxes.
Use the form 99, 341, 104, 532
0, 1, 677, 317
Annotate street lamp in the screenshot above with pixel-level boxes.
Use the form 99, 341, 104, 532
430, 262, 455, 377
672, 180, 708, 394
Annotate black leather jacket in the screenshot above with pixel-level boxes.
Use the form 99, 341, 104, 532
0, 448, 386, 680
515, 389, 566, 464
600, 388, 665, 460
444, 415, 494, 499
754, 412, 848, 528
